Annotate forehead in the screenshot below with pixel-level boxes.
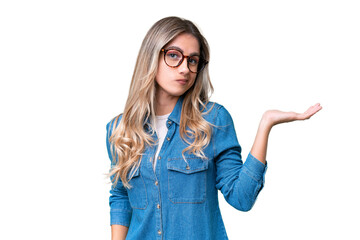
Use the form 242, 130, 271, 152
164, 33, 200, 54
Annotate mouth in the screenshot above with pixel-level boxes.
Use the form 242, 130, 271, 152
176, 79, 188, 85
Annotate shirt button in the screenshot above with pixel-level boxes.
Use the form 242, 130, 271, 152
186, 165, 190, 170
157, 204, 161, 209
167, 121, 171, 125
158, 230, 162, 235
155, 181, 158, 185
158, 156, 161, 160
166, 137, 170, 141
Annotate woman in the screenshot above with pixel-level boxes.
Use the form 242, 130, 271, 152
106, 16, 322, 240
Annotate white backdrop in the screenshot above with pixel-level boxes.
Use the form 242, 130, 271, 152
1, 0, 359, 239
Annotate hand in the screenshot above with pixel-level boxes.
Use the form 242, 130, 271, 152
262, 103, 322, 127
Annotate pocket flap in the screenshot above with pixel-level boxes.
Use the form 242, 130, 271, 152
127, 166, 140, 181
167, 158, 208, 174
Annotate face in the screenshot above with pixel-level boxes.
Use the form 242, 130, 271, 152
155, 33, 200, 100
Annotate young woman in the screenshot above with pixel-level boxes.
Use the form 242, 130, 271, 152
106, 16, 322, 240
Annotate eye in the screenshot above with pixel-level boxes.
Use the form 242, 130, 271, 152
166, 50, 181, 60
188, 57, 199, 65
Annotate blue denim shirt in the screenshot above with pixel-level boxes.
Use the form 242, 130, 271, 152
106, 96, 267, 240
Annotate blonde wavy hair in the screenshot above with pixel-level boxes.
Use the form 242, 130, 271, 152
108, 16, 214, 189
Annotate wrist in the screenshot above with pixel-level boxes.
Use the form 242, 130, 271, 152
260, 112, 275, 131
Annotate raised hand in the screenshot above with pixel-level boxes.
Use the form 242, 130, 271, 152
251, 103, 323, 164
262, 103, 322, 127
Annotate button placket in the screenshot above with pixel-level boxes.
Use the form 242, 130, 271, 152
151, 143, 163, 239
152, 119, 175, 240
147, 140, 162, 240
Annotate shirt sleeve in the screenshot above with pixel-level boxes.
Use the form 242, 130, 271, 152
213, 105, 267, 211
106, 117, 133, 226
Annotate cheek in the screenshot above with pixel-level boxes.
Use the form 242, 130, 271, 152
155, 61, 167, 84
189, 74, 197, 86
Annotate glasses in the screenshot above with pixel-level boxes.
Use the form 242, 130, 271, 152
161, 48, 208, 73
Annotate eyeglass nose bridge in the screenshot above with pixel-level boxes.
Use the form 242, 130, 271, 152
176, 55, 192, 70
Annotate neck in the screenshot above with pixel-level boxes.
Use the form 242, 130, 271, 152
155, 92, 179, 116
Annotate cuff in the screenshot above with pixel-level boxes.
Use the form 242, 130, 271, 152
243, 152, 268, 182
110, 209, 132, 227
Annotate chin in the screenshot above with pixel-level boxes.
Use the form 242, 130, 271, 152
167, 88, 188, 98
170, 92, 185, 98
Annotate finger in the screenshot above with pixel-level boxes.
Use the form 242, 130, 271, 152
304, 104, 322, 119
296, 104, 322, 120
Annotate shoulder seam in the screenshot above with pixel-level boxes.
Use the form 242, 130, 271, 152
107, 113, 123, 138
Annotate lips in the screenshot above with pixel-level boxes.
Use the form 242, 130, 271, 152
176, 79, 188, 85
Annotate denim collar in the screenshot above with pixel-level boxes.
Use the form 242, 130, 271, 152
144, 95, 184, 131
167, 95, 184, 125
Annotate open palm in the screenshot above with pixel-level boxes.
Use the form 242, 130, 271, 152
264, 103, 322, 126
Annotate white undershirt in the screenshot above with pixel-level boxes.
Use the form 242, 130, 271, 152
152, 113, 170, 171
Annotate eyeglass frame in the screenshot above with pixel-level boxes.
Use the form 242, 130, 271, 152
160, 48, 209, 73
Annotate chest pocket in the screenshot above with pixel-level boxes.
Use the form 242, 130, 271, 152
127, 167, 148, 209
167, 157, 208, 204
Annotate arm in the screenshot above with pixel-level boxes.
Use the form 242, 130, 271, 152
214, 106, 267, 211
111, 225, 129, 240
250, 103, 322, 163
214, 104, 322, 211
106, 117, 132, 238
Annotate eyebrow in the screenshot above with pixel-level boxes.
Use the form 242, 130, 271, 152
165, 45, 200, 57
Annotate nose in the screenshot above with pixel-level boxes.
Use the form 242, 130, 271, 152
178, 57, 190, 74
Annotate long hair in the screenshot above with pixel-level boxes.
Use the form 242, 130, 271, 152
108, 16, 214, 189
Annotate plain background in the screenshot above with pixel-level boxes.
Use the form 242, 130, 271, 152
1, 0, 359, 239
